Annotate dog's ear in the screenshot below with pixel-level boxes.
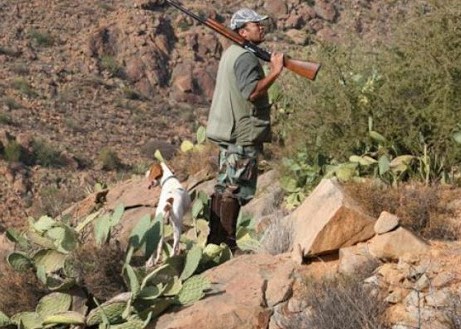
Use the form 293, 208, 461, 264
147, 163, 163, 182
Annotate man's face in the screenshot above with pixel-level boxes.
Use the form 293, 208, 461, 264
238, 21, 265, 44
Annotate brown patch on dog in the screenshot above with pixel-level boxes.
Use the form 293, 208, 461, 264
147, 163, 163, 189
164, 197, 174, 211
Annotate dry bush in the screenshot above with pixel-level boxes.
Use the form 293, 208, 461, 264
300, 274, 388, 329
69, 241, 126, 302
170, 142, 219, 180
344, 180, 459, 241
0, 263, 48, 316
446, 293, 461, 329
259, 211, 293, 255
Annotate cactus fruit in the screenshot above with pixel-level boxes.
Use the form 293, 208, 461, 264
175, 275, 211, 306
42, 311, 85, 325
36, 292, 72, 319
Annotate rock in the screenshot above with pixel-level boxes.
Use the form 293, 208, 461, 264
338, 243, 377, 276
314, 0, 337, 22
368, 227, 429, 261
150, 254, 296, 329
264, 0, 289, 18
285, 29, 309, 45
291, 178, 376, 258
375, 211, 400, 234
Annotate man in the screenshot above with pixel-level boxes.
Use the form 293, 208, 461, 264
206, 8, 284, 249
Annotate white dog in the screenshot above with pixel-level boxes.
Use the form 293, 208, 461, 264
145, 162, 191, 268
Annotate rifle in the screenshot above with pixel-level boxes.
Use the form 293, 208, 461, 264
163, 0, 321, 80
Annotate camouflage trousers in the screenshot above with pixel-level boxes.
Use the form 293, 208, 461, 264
215, 144, 261, 205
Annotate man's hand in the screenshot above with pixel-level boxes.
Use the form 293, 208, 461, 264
269, 52, 284, 77
249, 52, 284, 102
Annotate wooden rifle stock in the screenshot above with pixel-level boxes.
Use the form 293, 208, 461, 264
164, 0, 321, 80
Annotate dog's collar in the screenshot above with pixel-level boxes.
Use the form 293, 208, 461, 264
161, 175, 178, 187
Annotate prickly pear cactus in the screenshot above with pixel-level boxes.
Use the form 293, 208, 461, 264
33, 249, 67, 273
10, 311, 42, 329
111, 319, 145, 329
0, 311, 10, 327
180, 245, 203, 280
42, 311, 86, 325
86, 301, 127, 326
6, 251, 33, 272
36, 292, 72, 319
175, 275, 211, 306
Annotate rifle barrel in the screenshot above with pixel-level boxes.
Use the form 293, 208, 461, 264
164, 0, 320, 80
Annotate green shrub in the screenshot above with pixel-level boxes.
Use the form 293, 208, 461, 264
100, 55, 123, 77
98, 147, 124, 171
280, 0, 461, 188
11, 78, 38, 98
28, 29, 54, 47
31, 138, 66, 168
1, 97, 22, 109
3, 141, 23, 162
0, 113, 13, 125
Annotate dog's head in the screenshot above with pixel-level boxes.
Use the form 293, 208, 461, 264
146, 163, 163, 189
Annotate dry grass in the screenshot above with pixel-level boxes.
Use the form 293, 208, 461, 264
0, 263, 48, 316
344, 180, 459, 241
446, 293, 461, 329
170, 142, 219, 180
69, 241, 126, 302
259, 211, 293, 255
294, 274, 389, 329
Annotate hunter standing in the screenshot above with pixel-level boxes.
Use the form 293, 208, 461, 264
206, 8, 284, 249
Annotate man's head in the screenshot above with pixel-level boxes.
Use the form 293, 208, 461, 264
230, 8, 268, 44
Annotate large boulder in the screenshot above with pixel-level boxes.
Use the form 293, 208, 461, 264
291, 178, 376, 259
368, 227, 430, 261
149, 253, 296, 329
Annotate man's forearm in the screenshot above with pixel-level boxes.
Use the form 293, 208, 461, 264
248, 70, 280, 102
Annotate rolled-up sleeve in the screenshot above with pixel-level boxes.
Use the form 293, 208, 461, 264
234, 52, 263, 100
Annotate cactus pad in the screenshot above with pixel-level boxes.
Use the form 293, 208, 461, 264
11, 312, 42, 329
180, 245, 202, 280
36, 292, 72, 318
111, 319, 145, 329
86, 301, 126, 326
7, 252, 33, 272
175, 275, 210, 306
42, 311, 85, 325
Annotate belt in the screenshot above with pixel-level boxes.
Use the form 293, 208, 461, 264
219, 144, 262, 154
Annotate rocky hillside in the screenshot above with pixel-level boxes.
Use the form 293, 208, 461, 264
0, 0, 416, 228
